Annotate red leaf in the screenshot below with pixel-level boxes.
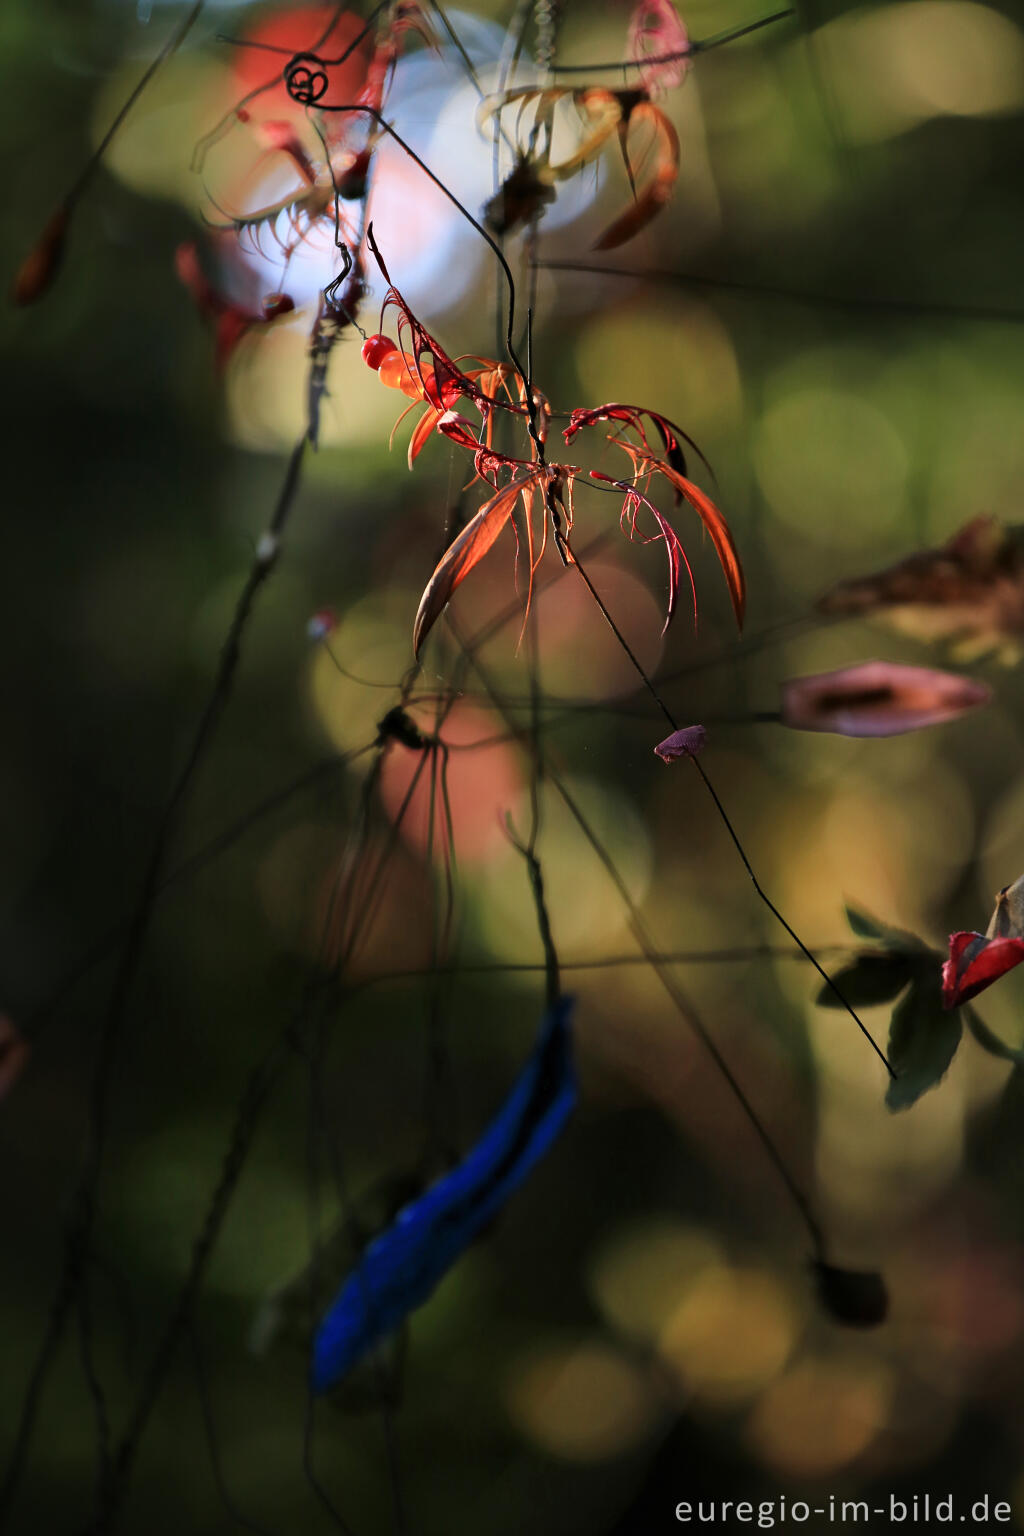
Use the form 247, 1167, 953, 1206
176, 241, 295, 371
780, 661, 990, 738
258, 120, 318, 184
11, 203, 69, 306
650, 462, 745, 628
654, 724, 706, 761
408, 403, 443, 467
214, 311, 253, 372
611, 482, 696, 632
942, 931, 1024, 1009
592, 101, 680, 251
413, 471, 540, 655
366, 251, 514, 419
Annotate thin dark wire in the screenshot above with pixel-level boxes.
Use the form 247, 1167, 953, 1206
301, 1030, 362, 1536
90, 695, 426, 1535
547, 9, 794, 74
304, 1038, 408, 1536
108, 701, 437, 1536
355, 942, 859, 985
76, 1283, 112, 1507
25, 750, 366, 1042
559, 773, 825, 1256
19, 539, 617, 1040
420, 710, 461, 1166
297, 682, 457, 1536
189, 1317, 281, 1536
64, 1, 206, 212
193, 2, 383, 171
535, 259, 1024, 327
18, 587, 813, 1054
0, 1260, 77, 1529
566, 543, 894, 1077
3, 435, 314, 1531
311, 96, 546, 452
302, 1390, 360, 1535
84, 1033, 291, 1536
452, 624, 827, 1258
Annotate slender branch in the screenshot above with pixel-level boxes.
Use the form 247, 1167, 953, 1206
451, 624, 827, 1259
84, 1035, 292, 1535
547, 10, 794, 75
535, 259, 1024, 327
67, 1, 206, 213
566, 544, 894, 1078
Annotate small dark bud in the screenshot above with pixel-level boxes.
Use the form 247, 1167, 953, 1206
377, 707, 427, 751
813, 1262, 889, 1327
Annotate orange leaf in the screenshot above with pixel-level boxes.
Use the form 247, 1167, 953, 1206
413, 471, 539, 655
12, 203, 69, 306
593, 101, 679, 250
408, 403, 443, 467
551, 90, 625, 180
650, 460, 746, 628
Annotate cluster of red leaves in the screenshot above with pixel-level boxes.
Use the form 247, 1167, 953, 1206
360, 273, 745, 655
564, 403, 745, 628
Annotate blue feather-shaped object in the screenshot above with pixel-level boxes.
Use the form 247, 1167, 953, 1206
312, 995, 576, 1392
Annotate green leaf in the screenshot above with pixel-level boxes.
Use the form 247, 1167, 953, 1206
964, 1005, 1024, 1065
816, 955, 917, 1009
885, 969, 963, 1111
845, 904, 887, 941
844, 904, 932, 955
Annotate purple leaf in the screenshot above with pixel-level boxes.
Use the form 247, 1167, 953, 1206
654, 724, 706, 761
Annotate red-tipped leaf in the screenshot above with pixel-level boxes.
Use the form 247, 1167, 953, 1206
942, 931, 1024, 1009
413, 471, 540, 655
12, 203, 70, 306
651, 462, 745, 628
592, 101, 680, 250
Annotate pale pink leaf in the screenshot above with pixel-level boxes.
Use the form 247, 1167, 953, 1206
628, 0, 691, 95
780, 661, 990, 738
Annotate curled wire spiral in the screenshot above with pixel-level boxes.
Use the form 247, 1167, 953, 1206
285, 53, 330, 105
